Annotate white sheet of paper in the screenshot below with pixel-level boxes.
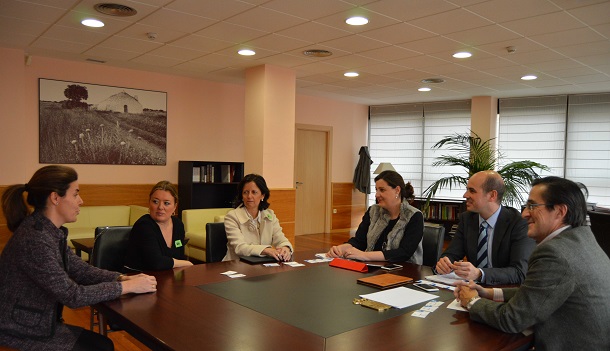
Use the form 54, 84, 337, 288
447, 299, 468, 312
425, 272, 463, 285
360, 287, 437, 309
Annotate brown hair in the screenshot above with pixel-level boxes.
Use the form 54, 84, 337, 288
374, 170, 415, 201
149, 180, 179, 204
233, 174, 270, 210
1, 165, 78, 232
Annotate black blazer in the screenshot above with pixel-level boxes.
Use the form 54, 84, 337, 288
441, 206, 535, 285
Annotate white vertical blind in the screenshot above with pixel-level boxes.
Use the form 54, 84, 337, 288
368, 104, 423, 206
423, 100, 472, 199
566, 93, 610, 207
498, 95, 567, 177
368, 101, 471, 206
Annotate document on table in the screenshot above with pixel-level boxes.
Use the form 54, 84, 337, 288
360, 287, 437, 309
425, 272, 463, 285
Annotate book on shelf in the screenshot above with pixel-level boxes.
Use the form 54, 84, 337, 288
192, 167, 201, 183
220, 165, 231, 183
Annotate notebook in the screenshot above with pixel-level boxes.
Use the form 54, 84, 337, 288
357, 273, 413, 290
239, 255, 278, 264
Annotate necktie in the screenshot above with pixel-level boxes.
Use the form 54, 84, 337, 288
476, 221, 489, 268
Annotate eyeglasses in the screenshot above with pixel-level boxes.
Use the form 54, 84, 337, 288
523, 203, 549, 211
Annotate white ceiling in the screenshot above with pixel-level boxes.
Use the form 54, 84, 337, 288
1, 0, 609, 105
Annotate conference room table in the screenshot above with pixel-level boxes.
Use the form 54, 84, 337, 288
95, 250, 532, 351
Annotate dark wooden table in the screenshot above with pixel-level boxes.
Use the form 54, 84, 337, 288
70, 238, 95, 259
95, 250, 532, 351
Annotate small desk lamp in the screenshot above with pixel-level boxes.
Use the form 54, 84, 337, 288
373, 162, 396, 174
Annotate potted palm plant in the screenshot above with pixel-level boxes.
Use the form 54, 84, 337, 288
422, 131, 549, 208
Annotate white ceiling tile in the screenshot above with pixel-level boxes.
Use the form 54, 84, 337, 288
359, 23, 436, 45
115, 23, 187, 43
396, 36, 463, 55
445, 25, 521, 46
257, 52, 315, 67
98, 36, 162, 53
30, 36, 91, 53
0, 16, 51, 37
357, 45, 420, 61
224, 6, 307, 33
356, 62, 408, 75
131, 54, 185, 67
409, 8, 494, 35
82, 46, 142, 61
170, 34, 235, 53
465, 0, 560, 23
147, 45, 208, 60
0, 0, 66, 23
164, 0, 256, 20
314, 10, 401, 34
568, 1, 610, 25
261, 0, 352, 20
277, 22, 351, 44
363, 0, 458, 22
194, 22, 268, 43
390, 55, 452, 70
529, 27, 606, 48
504, 49, 567, 65
43, 25, 107, 45
318, 53, 380, 69
138, 8, 217, 33
320, 34, 389, 54
243, 33, 310, 52
501, 12, 586, 36
554, 41, 610, 58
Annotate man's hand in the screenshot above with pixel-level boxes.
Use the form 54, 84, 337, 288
435, 256, 453, 274
452, 260, 482, 281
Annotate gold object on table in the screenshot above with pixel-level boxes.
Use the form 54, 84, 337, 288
353, 298, 392, 311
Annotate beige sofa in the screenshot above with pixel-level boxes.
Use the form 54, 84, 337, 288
64, 205, 149, 249
182, 208, 232, 262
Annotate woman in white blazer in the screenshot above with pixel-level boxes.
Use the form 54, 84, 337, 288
223, 174, 293, 261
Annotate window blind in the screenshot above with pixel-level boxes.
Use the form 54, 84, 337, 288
566, 93, 610, 207
368, 101, 471, 206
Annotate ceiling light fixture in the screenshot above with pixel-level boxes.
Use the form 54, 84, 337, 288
418, 87, 431, 92
303, 49, 332, 57
421, 78, 445, 84
346, 16, 369, 25
81, 19, 104, 27
521, 75, 537, 80
238, 49, 255, 56
453, 52, 472, 59
344, 72, 359, 77
94, 3, 137, 17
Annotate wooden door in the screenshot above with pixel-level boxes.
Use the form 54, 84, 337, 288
295, 128, 328, 235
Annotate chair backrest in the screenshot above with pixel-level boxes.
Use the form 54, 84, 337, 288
588, 210, 610, 258
422, 225, 445, 267
90, 226, 132, 271
205, 222, 228, 263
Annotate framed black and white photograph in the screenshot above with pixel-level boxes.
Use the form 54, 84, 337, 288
39, 78, 167, 165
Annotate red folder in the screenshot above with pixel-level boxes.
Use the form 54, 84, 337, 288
329, 258, 368, 273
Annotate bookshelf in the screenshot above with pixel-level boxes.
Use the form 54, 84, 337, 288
412, 197, 466, 238
178, 160, 244, 214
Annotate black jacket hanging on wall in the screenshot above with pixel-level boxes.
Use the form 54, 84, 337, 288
353, 146, 373, 194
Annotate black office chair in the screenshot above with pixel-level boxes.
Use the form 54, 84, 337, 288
588, 210, 610, 258
422, 225, 446, 267
205, 222, 228, 263
89, 226, 132, 334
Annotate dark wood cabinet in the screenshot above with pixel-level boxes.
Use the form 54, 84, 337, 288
178, 161, 244, 214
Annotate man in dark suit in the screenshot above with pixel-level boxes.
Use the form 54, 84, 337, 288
435, 170, 535, 285
455, 176, 610, 350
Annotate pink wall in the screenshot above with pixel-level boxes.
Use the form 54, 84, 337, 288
296, 94, 369, 182
0, 47, 368, 185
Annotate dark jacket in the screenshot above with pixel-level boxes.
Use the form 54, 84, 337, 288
124, 214, 187, 271
0, 211, 122, 350
353, 146, 373, 194
440, 206, 535, 285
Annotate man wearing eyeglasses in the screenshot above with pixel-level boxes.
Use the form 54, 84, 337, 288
435, 170, 535, 285
454, 176, 610, 350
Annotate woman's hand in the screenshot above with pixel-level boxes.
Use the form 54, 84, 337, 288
173, 258, 194, 268
327, 244, 352, 258
276, 246, 292, 262
262, 247, 281, 261
121, 274, 157, 294
343, 247, 367, 261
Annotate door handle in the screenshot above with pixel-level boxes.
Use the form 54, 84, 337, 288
296, 181, 303, 188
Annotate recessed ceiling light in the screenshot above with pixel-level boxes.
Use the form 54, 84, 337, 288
521, 75, 537, 80
346, 16, 369, 25
453, 52, 472, 59
418, 87, 431, 92
81, 19, 104, 27
344, 72, 359, 77
238, 49, 255, 56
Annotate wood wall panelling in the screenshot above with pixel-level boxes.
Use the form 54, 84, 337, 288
331, 183, 366, 232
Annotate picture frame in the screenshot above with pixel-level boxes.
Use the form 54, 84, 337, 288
39, 78, 167, 165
